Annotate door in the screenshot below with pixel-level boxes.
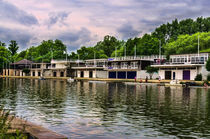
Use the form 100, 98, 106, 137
173, 72, 175, 80
165, 71, 171, 80
89, 71, 93, 78
81, 71, 84, 77
109, 72, 116, 78
118, 72, 126, 79
127, 71, 136, 79
53, 72, 57, 77
183, 70, 190, 80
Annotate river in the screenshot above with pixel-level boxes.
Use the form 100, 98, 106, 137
0, 78, 210, 139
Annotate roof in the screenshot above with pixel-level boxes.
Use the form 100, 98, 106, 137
11, 59, 34, 65
151, 64, 204, 68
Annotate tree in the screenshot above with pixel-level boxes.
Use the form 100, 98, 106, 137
206, 58, 210, 71
0, 46, 11, 72
146, 66, 158, 79
8, 40, 19, 56
0, 41, 6, 47
95, 35, 121, 57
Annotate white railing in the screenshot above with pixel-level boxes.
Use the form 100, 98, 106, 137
109, 55, 166, 61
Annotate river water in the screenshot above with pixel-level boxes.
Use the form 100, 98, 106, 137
1, 78, 210, 139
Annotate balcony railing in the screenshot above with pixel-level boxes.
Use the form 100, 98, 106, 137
105, 66, 139, 70
108, 55, 166, 61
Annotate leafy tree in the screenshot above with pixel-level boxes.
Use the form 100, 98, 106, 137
194, 74, 202, 81
146, 66, 158, 79
206, 58, 210, 71
164, 32, 210, 56
95, 35, 121, 57
8, 40, 19, 56
0, 46, 11, 72
0, 41, 6, 47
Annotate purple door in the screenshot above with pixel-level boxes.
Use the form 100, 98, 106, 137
183, 70, 190, 80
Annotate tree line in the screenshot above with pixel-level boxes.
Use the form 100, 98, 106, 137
1, 16, 210, 71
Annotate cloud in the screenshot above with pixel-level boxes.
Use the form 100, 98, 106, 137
48, 11, 70, 27
55, 27, 94, 51
0, 0, 38, 26
1, 0, 210, 50
117, 24, 142, 39
0, 26, 33, 50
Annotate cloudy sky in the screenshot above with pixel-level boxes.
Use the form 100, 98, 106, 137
0, 0, 209, 51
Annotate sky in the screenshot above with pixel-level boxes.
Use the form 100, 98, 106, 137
0, 0, 209, 52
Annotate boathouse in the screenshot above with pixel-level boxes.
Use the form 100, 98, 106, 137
152, 53, 210, 80
73, 55, 165, 79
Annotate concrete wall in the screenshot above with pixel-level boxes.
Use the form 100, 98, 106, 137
199, 66, 210, 80
54, 63, 66, 69
84, 71, 89, 78
190, 69, 197, 80
93, 70, 96, 78
137, 70, 159, 79
96, 71, 108, 78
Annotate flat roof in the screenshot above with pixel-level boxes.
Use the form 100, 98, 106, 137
151, 64, 204, 68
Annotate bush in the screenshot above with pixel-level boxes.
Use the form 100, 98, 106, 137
207, 74, 210, 81
22, 68, 30, 74
0, 105, 27, 138
203, 80, 210, 86
195, 74, 202, 81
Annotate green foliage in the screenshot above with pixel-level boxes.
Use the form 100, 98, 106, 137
95, 35, 122, 57
206, 58, 210, 71
152, 17, 210, 44
0, 106, 14, 138
146, 66, 158, 79
0, 41, 6, 47
195, 74, 202, 81
203, 80, 210, 86
207, 74, 210, 81
8, 40, 19, 56
0, 106, 27, 138
0, 46, 11, 72
164, 32, 210, 56
22, 68, 30, 74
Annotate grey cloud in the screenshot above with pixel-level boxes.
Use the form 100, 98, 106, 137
0, 27, 33, 50
117, 24, 141, 40
0, 0, 38, 25
55, 27, 92, 51
48, 11, 70, 27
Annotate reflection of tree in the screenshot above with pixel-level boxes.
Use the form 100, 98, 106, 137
0, 78, 18, 111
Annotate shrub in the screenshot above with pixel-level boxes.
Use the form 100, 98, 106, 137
203, 80, 210, 86
195, 74, 202, 81
22, 68, 30, 74
207, 74, 210, 81
0, 105, 27, 138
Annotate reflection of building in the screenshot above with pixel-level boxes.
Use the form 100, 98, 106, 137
152, 53, 210, 80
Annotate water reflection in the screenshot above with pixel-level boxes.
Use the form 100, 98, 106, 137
1, 78, 210, 138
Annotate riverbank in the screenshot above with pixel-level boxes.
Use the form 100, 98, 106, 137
0, 75, 204, 85
10, 116, 67, 139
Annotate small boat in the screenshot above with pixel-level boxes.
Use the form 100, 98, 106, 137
39, 77, 46, 80
67, 78, 75, 83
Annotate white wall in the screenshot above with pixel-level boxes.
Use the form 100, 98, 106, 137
159, 70, 165, 79
84, 71, 89, 78
190, 69, 197, 80
137, 70, 159, 79
55, 63, 66, 69
77, 71, 81, 77
93, 70, 96, 78
199, 66, 210, 80
96, 71, 108, 78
